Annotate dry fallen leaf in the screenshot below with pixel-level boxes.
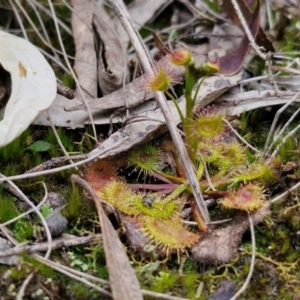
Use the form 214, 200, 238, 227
71, 0, 97, 97
0, 30, 56, 147
93, 2, 129, 95
220, 0, 274, 53
115, 0, 173, 47
218, 1, 261, 75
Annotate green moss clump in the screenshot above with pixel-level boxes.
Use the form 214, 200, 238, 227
61, 183, 84, 222
0, 196, 18, 223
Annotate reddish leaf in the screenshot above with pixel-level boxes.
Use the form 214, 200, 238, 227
218, 1, 261, 75
220, 0, 274, 52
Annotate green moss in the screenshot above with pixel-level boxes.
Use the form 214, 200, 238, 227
13, 219, 34, 242
152, 271, 178, 293
66, 280, 99, 300
277, 136, 298, 162
61, 183, 84, 222
62, 74, 75, 89
182, 273, 200, 299
0, 196, 18, 223
10, 265, 31, 281
46, 127, 77, 157
24, 255, 55, 277
0, 129, 30, 162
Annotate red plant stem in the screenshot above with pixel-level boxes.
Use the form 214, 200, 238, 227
190, 199, 208, 232
129, 183, 179, 192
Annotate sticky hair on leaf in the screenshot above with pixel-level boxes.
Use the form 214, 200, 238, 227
221, 143, 246, 166
191, 107, 224, 141
133, 195, 180, 219
142, 216, 200, 253
231, 162, 276, 184
146, 68, 172, 92
219, 183, 265, 212
198, 142, 221, 163
208, 143, 245, 173
128, 143, 164, 176
99, 181, 140, 215
84, 158, 120, 191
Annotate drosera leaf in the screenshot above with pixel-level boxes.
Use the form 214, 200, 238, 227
0, 30, 57, 147
25, 140, 52, 153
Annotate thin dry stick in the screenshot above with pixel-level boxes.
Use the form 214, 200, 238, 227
197, 151, 216, 191
0, 138, 127, 183
230, 214, 256, 300
141, 291, 189, 300
230, 0, 278, 92
35, 255, 112, 297
36, 254, 109, 286
271, 123, 300, 158
36, 254, 189, 300
271, 65, 300, 75
13, 0, 65, 56
267, 106, 300, 153
0, 174, 53, 259
230, 0, 266, 59
0, 234, 102, 258
27, 0, 60, 61
46, 0, 97, 140
16, 272, 35, 300
47, 112, 77, 169
265, 0, 274, 29
0, 182, 48, 229
38, 48, 71, 75
8, 0, 28, 39
28, 0, 73, 35
108, 0, 210, 223
263, 91, 300, 155
270, 181, 300, 204
222, 118, 260, 153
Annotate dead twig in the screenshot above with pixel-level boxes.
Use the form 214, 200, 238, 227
35, 254, 112, 297
229, 214, 256, 300
271, 65, 300, 75
230, 0, 278, 92
0, 138, 127, 182
271, 181, 300, 204
47, 0, 97, 140
271, 123, 300, 158
222, 118, 260, 153
16, 272, 35, 300
57, 83, 75, 99
0, 174, 53, 259
0, 234, 102, 258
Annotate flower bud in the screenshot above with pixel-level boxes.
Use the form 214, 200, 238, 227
170, 49, 192, 66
